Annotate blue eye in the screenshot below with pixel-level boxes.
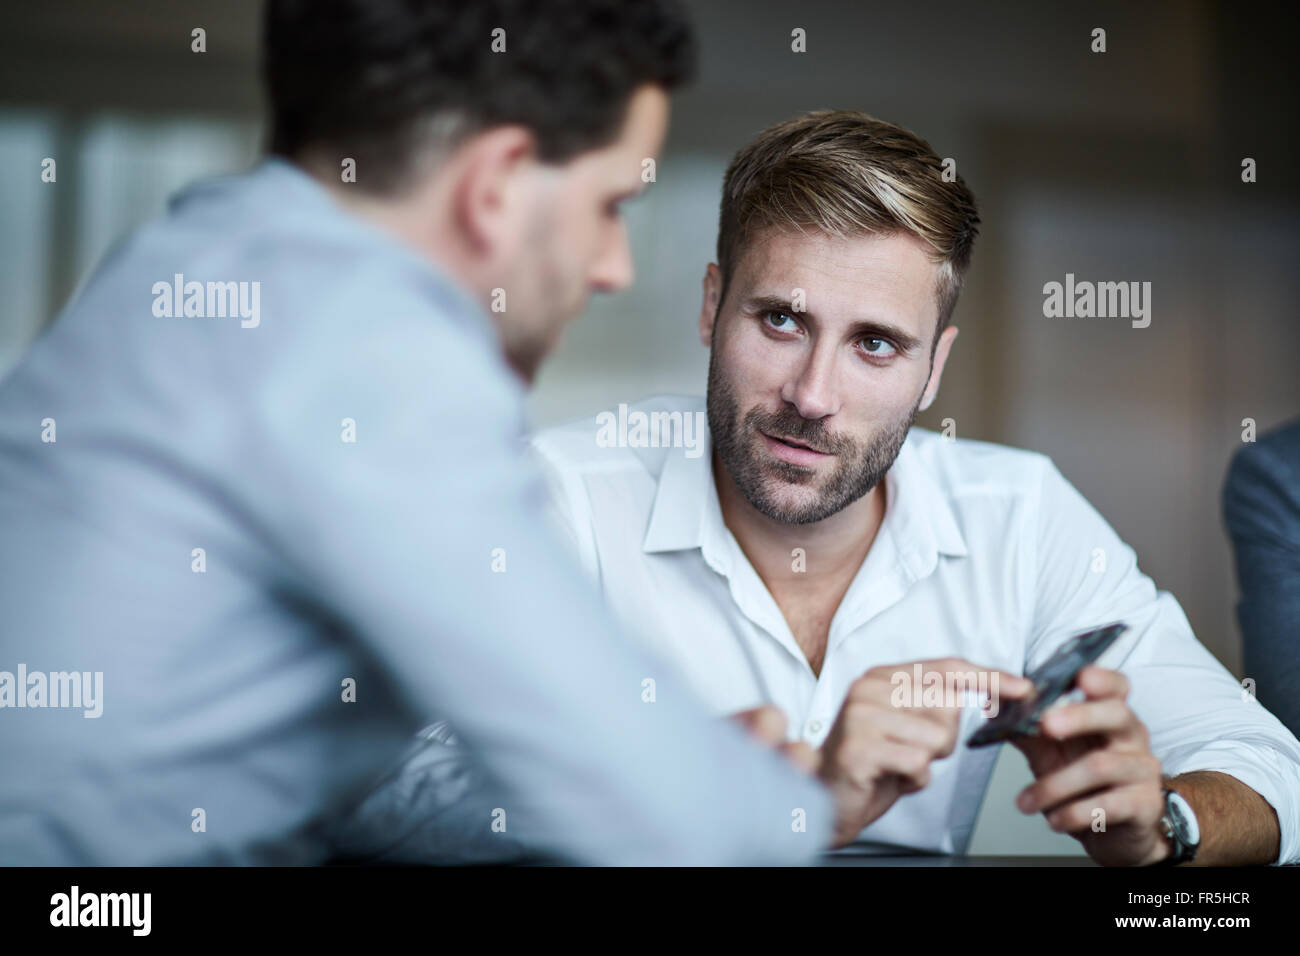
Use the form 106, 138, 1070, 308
764, 311, 799, 332
860, 337, 897, 358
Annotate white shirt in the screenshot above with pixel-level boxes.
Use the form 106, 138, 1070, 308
532, 395, 1300, 862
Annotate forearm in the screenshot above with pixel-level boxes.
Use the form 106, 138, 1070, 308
1167, 770, 1280, 866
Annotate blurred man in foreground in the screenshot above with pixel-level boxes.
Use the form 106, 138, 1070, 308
0, 0, 834, 865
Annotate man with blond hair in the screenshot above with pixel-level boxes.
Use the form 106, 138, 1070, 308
529, 110, 1300, 865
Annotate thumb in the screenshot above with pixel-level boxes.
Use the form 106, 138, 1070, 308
778, 740, 822, 776
728, 704, 789, 747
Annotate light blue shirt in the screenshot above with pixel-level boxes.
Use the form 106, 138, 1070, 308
0, 158, 831, 865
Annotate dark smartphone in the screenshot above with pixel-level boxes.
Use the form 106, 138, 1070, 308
966, 622, 1129, 748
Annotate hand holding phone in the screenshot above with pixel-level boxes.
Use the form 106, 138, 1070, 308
966, 622, 1129, 748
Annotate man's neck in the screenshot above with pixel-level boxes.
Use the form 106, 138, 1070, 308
713, 452, 887, 675
299, 155, 487, 306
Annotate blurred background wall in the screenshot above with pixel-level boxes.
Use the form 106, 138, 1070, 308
2, 0, 1296, 854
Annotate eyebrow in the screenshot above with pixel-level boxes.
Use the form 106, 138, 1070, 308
742, 294, 924, 354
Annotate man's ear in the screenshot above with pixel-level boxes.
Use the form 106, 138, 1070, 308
918, 325, 959, 412
451, 125, 538, 256
699, 263, 723, 347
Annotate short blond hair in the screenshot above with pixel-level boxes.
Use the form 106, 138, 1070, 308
716, 110, 980, 338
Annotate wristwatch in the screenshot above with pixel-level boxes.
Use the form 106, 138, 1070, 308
1154, 787, 1200, 865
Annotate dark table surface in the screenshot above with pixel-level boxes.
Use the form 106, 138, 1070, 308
821, 844, 1096, 866
821, 854, 1097, 866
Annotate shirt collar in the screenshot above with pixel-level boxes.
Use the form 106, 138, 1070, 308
642, 426, 969, 574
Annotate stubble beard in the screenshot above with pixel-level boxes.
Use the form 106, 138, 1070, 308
706, 348, 920, 525
503, 208, 589, 382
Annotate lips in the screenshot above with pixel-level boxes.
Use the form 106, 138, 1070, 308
761, 431, 833, 467
767, 433, 825, 453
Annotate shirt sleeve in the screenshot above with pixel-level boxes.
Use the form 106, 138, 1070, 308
327, 724, 539, 864
1223, 434, 1300, 741
234, 281, 833, 865
1027, 456, 1300, 865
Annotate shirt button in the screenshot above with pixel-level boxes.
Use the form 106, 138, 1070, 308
807, 719, 823, 736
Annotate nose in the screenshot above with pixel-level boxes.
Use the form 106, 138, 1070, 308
589, 216, 635, 293
779, 336, 840, 421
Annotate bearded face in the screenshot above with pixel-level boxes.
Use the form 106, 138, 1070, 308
699, 231, 952, 525
707, 346, 920, 525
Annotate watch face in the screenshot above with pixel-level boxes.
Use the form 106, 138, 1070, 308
1167, 792, 1200, 845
